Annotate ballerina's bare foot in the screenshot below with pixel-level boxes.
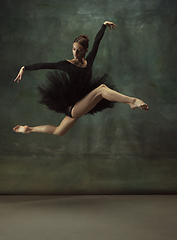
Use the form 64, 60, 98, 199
130, 98, 149, 112
13, 125, 31, 133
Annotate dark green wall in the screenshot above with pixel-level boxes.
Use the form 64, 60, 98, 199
1, 0, 177, 194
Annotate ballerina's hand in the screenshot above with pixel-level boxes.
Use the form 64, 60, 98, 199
103, 21, 117, 30
14, 66, 25, 83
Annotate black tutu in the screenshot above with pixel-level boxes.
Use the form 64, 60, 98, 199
37, 70, 117, 115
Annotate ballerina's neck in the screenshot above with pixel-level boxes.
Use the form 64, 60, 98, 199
66, 59, 87, 68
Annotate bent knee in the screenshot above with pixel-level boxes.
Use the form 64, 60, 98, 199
54, 131, 65, 136
53, 127, 66, 137
97, 84, 108, 96
99, 84, 107, 88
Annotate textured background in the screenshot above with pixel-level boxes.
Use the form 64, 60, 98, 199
0, 0, 177, 194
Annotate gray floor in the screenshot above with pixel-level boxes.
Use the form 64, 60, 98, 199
0, 195, 177, 240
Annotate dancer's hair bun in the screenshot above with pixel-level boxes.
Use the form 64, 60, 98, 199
80, 35, 89, 41
73, 34, 89, 49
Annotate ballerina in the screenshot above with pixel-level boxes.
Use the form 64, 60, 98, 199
13, 21, 149, 136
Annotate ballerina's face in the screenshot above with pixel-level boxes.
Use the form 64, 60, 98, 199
72, 42, 88, 60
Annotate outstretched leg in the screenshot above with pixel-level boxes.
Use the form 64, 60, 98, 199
13, 84, 148, 135
71, 84, 149, 118
13, 116, 78, 136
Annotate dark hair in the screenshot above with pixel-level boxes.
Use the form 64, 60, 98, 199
73, 35, 89, 50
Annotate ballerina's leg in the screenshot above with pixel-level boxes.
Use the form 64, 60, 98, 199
13, 116, 78, 136
71, 84, 149, 118
13, 85, 148, 135
13, 86, 103, 135
13, 85, 105, 135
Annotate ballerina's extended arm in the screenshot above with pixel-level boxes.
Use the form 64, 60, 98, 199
14, 21, 117, 84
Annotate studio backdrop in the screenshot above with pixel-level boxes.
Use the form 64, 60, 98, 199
0, 0, 177, 194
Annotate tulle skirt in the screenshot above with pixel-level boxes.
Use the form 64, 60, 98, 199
37, 70, 117, 115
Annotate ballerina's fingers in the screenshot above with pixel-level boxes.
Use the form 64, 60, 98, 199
104, 21, 117, 30
14, 75, 20, 83
109, 25, 116, 30
111, 23, 117, 30
14, 71, 23, 83
109, 22, 117, 30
